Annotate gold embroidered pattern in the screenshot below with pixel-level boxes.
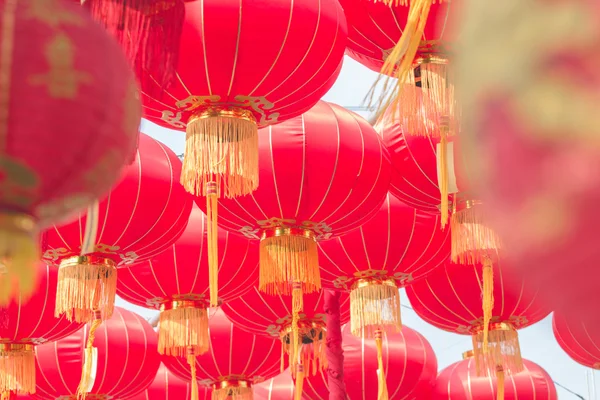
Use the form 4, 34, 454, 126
332, 270, 414, 290
160, 110, 185, 128
239, 218, 333, 241
455, 315, 530, 334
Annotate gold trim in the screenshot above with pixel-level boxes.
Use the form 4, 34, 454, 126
462, 350, 474, 360
0, 343, 34, 352
213, 380, 251, 390
351, 277, 396, 290
59, 255, 116, 269
160, 299, 208, 312
188, 106, 256, 125
415, 55, 450, 66
453, 198, 484, 213
261, 227, 316, 241
472, 322, 515, 335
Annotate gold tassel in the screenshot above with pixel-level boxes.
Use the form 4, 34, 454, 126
0, 344, 35, 395
0, 214, 38, 306
290, 282, 303, 377
280, 339, 285, 374
212, 381, 253, 400
1, 391, 10, 400
77, 313, 102, 399
472, 323, 524, 377
158, 303, 209, 357
438, 119, 449, 228
375, 330, 389, 400
206, 181, 219, 308
181, 107, 258, 198
293, 364, 304, 400
350, 279, 401, 338
496, 366, 505, 400
188, 349, 199, 400
55, 256, 117, 323
482, 258, 494, 353
259, 229, 320, 296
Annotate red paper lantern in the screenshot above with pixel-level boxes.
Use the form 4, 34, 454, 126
254, 371, 294, 400
406, 261, 550, 378
129, 363, 212, 400
0, 264, 83, 395
141, 0, 347, 200
304, 324, 437, 399
33, 307, 160, 400
116, 205, 259, 359
43, 133, 193, 323
553, 312, 600, 369
318, 193, 450, 338
222, 287, 350, 379
162, 309, 282, 400
433, 352, 557, 400
0, 0, 141, 303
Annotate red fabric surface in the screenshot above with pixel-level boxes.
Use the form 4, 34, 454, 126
0, 264, 82, 344
141, 0, 347, 130
0, 0, 140, 226
222, 287, 350, 339
162, 309, 282, 388
318, 194, 450, 290
42, 133, 192, 267
116, 205, 259, 309
324, 290, 346, 400
254, 370, 295, 400
304, 324, 437, 399
553, 312, 600, 369
200, 101, 391, 242
128, 363, 213, 400
33, 307, 160, 400
405, 262, 551, 334
433, 358, 557, 400
338, 0, 457, 73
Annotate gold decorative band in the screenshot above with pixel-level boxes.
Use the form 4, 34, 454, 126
415, 55, 450, 66
454, 198, 483, 213
473, 321, 516, 335
213, 379, 251, 390
351, 277, 396, 291
462, 350, 474, 360
0, 343, 34, 352
160, 300, 207, 312
60, 255, 116, 269
188, 106, 256, 125
261, 227, 316, 241
0, 213, 36, 234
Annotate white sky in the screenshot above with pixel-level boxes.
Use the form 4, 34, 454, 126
126, 56, 595, 399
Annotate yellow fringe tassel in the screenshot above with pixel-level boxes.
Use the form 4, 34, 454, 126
438, 123, 449, 228
293, 364, 304, 400
0, 344, 35, 395
1, 391, 10, 400
375, 330, 389, 400
77, 315, 102, 399
472, 323, 524, 377
212, 383, 253, 400
158, 306, 209, 357
181, 109, 258, 198
0, 214, 38, 306
496, 367, 505, 400
188, 350, 199, 400
281, 324, 327, 378
55, 256, 117, 323
350, 280, 401, 338
482, 259, 494, 353
206, 182, 219, 308
259, 232, 321, 296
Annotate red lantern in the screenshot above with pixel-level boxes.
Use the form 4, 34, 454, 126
319, 193, 450, 337
433, 351, 557, 400
116, 205, 259, 360
129, 363, 212, 400
162, 309, 282, 400
254, 371, 294, 400
222, 287, 350, 380
43, 133, 193, 324
406, 261, 550, 380
553, 312, 600, 369
0, 0, 141, 303
0, 264, 83, 396
304, 324, 437, 399
33, 307, 160, 400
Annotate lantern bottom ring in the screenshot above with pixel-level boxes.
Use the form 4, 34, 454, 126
160, 299, 209, 311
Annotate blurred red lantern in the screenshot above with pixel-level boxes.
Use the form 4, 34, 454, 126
254, 371, 294, 400
43, 133, 193, 324
0, 264, 83, 396
433, 351, 557, 400
406, 261, 550, 381
116, 205, 258, 359
163, 309, 282, 400
129, 363, 212, 400
304, 324, 437, 399
0, 0, 140, 303
223, 288, 350, 383
553, 312, 600, 369
319, 193, 450, 338
33, 307, 160, 400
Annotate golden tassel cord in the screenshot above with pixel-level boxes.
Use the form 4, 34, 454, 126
496, 367, 505, 400
77, 314, 102, 399
375, 330, 389, 400
259, 229, 321, 296
206, 182, 219, 308
437, 120, 450, 228
212, 381, 253, 400
281, 323, 327, 378
181, 108, 258, 198
188, 350, 199, 400
350, 279, 401, 338
472, 323, 524, 377
290, 282, 303, 377
55, 256, 117, 323
293, 364, 304, 400
481, 259, 494, 353
0, 213, 38, 306
0, 344, 35, 395
158, 305, 209, 357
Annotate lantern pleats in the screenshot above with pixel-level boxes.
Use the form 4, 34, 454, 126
0, 345, 34, 395
350, 280, 401, 338
159, 305, 209, 357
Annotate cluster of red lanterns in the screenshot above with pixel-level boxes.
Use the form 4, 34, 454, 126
0, 0, 596, 399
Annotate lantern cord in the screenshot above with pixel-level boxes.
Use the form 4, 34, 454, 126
77, 312, 102, 399
293, 363, 305, 400
496, 367, 505, 400
206, 181, 219, 307
375, 330, 389, 400
188, 349, 199, 400
482, 258, 494, 353
291, 282, 303, 378
438, 119, 450, 228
